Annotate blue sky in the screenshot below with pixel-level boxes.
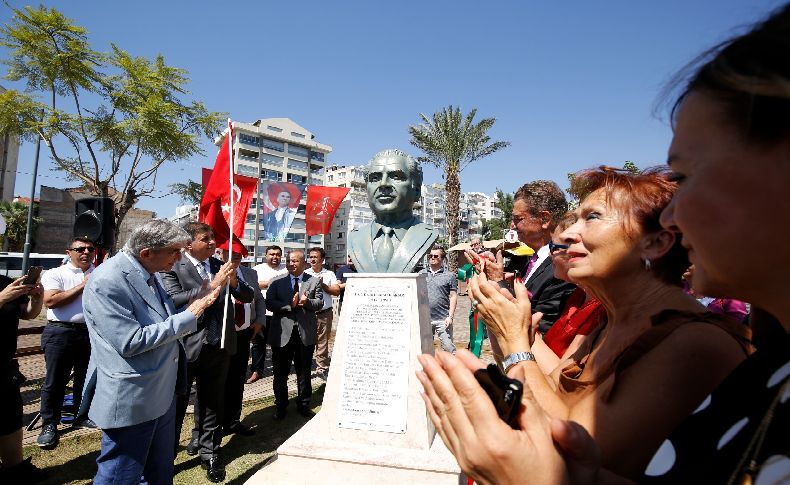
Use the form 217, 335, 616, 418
2, 0, 785, 217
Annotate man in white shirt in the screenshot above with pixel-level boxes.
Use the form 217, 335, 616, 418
247, 245, 288, 384
304, 247, 341, 380
37, 237, 97, 449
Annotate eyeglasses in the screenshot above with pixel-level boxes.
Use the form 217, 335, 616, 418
429, 255, 442, 259
548, 241, 569, 254
69, 247, 96, 253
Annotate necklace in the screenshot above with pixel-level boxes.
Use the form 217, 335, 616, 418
727, 376, 789, 485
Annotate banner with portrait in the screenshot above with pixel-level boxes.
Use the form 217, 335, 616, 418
261, 181, 306, 241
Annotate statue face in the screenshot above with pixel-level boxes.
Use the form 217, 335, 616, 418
366, 154, 417, 219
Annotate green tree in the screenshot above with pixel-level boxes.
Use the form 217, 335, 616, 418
566, 160, 640, 204
481, 189, 513, 240
0, 200, 41, 251
409, 106, 509, 271
0, 5, 223, 249
169, 180, 203, 206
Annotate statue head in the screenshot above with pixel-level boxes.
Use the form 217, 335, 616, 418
364, 149, 422, 225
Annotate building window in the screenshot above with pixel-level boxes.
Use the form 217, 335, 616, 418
339, 172, 346, 179
238, 133, 260, 146
287, 159, 308, 171
261, 169, 282, 181
267, 125, 283, 132
291, 131, 306, 138
246, 214, 256, 224
261, 153, 283, 166
310, 151, 324, 162
328, 174, 333, 182
236, 163, 258, 176
337, 243, 345, 251
237, 148, 258, 161
262, 138, 284, 152
288, 145, 309, 158
288, 174, 307, 184
338, 183, 346, 188
244, 229, 255, 240
337, 232, 344, 238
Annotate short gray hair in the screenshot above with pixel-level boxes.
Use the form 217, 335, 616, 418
123, 219, 191, 255
363, 148, 423, 198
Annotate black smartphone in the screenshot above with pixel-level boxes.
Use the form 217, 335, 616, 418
23, 266, 43, 285
473, 363, 524, 429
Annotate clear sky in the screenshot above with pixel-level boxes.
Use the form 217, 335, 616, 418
2, 0, 785, 217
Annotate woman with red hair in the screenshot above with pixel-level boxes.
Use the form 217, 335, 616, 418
460, 166, 752, 478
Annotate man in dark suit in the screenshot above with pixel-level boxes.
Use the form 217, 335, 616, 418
469, 180, 576, 358
266, 249, 323, 420
160, 222, 253, 483
220, 241, 266, 437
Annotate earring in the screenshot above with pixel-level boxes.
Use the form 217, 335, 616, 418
644, 258, 652, 271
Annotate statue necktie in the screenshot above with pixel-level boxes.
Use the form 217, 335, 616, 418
375, 227, 395, 269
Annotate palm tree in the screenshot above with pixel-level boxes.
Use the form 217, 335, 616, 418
409, 106, 509, 271
0, 200, 40, 251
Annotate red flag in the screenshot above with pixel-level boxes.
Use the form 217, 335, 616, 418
305, 185, 351, 236
198, 124, 258, 256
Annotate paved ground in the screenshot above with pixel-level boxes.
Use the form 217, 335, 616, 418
17, 280, 491, 446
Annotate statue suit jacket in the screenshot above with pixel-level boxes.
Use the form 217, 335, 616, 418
348, 221, 438, 273
161, 256, 254, 361
526, 257, 578, 334
265, 272, 323, 347
82, 251, 197, 429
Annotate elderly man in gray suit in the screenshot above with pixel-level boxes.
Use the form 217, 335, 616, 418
266, 249, 323, 419
82, 219, 219, 485
347, 149, 438, 273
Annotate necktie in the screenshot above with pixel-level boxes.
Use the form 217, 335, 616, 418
234, 298, 246, 328
147, 274, 164, 306
196, 261, 210, 281
375, 227, 394, 269
293, 276, 300, 296
524, 253, 539, 278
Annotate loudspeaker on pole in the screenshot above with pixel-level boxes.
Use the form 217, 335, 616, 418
74, 197, 116, 249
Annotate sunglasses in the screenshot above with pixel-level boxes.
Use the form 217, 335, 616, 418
429, 254, 442, 259
548, 241, 569, 253
69, 247, 96, 253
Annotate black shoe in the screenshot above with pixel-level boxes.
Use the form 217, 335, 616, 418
1, 457, 46, 483
36, 423, 59, 449
297, 406, 316, 418
226, 421, 255, 436
186, 437, 199, 456
71, 417, 98, 429
273, 408, 287, 420
201, 456, 226, 483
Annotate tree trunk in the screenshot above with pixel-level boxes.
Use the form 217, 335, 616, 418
445, 165, 461, 273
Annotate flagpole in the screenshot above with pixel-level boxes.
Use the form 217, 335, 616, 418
221, 118, 233, 350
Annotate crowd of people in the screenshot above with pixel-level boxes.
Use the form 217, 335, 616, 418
0, 221, 364, 483
418, 4, 789, 484
1, 3, 789, 484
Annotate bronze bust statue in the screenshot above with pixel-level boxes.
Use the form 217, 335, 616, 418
348, 149, 438, 273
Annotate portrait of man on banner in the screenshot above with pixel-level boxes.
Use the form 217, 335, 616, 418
262, 181, 304, 241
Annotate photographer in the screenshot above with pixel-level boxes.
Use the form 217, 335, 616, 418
0, 275, 45, 482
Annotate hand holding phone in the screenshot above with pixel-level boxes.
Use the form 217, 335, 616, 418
474, 363, 523, 429
23, 266, 43, 285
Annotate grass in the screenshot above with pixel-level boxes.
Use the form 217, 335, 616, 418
24, 384, 326, 485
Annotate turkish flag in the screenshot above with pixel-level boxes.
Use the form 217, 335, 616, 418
305, 185, 350, 236
198, 123, 258, 256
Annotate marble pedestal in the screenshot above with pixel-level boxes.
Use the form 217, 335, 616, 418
247, 273, 463, 484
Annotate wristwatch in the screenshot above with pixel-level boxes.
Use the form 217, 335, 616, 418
502, 351, 536, 373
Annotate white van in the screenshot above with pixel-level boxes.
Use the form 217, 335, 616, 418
0, 252, 66, 278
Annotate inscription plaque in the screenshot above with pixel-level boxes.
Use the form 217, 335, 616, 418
337, 282, 412, 433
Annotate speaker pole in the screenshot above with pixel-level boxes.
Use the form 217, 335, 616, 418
21, 111, 43, 275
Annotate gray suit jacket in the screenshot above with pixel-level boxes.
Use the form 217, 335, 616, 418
83, 252, 197, 429
265, 272, 323, 347
348, 221, 438, 273
160, 256, 254, 361
239, 265, 266, 328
